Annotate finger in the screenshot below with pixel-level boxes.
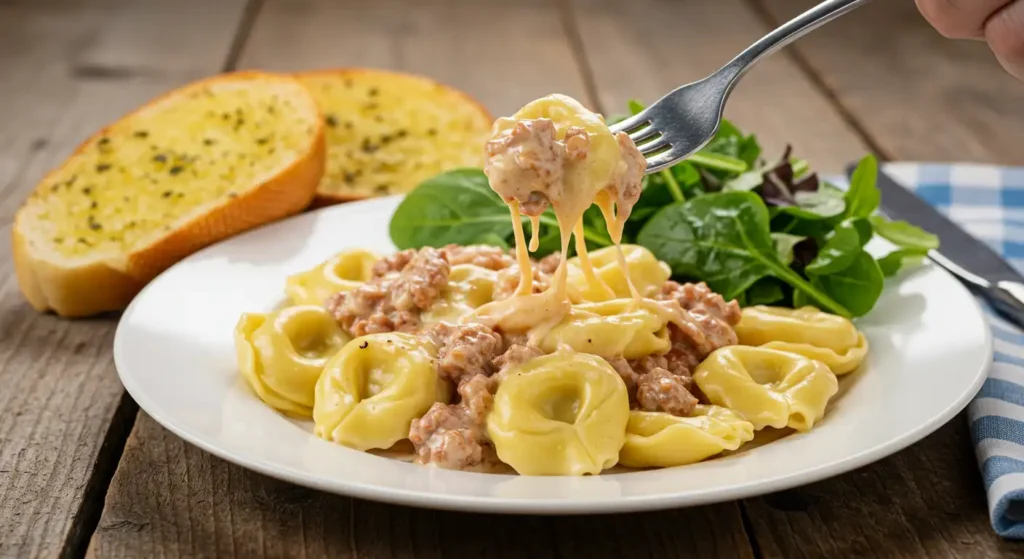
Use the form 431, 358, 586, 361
916, 0, 1013, 39
985, 0, 1024, 79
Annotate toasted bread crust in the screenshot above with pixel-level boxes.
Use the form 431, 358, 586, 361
295, 68, 493, 204
12, 71, 326, 317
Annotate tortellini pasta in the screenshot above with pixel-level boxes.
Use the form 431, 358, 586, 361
487, 351, 630, 475
618, 406, 755, 468
736, 305, 868, 375
422, 264, 498, 324
537, 299, 670, 359
566, 245, 671, 302
285, 249, 379, 306
235, 305, 351, 417
694, 346, 838, 431
313, 333, 450, 451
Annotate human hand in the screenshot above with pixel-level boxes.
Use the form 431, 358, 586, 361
915, 0, 1024, 79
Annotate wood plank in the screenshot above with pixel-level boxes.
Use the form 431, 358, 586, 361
89, 414, 754, 559
745, 419, 1024, 558
757, 0, 1024, 164
566, 0, 870, 173
238, 0, 590, 118
571, 0, 1023, 555
0, 1, 250, 556
89, 0, 755, 556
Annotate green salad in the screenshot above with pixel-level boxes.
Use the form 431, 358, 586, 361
388, 101, 938, 318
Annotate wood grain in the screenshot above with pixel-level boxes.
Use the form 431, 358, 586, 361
0, 1, 249, 556
566, 0, 869, 173
745, 419, 1024, 558
87, 0, 756, 556
757, 0, 1024, 165
88, 414, 755, 559
238, 0, 591, 118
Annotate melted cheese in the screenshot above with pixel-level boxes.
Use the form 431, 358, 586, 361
475, 93, 660, 336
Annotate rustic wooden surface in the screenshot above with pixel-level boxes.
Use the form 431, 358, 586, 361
2, 0, 1024, 557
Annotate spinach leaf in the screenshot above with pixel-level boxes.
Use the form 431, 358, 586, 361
724, 170, 764, 192
805, 218, 872, 275
705, 120, 761, 167
637, 192, 852, 315
792, 289, 811, 308
877, 249, 927, 277
745, 278, 786, 305
845, 155, 881, 218
810, 251, 884, 317
869, 216, 939, 250
776, 189, 846, 220
771, 233, 805, 265
390, 168, 513, 249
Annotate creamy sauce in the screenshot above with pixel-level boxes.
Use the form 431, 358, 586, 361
474, 93, 671, 336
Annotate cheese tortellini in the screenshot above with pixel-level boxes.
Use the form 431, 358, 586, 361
695, 346, 838, 431
619, 406, 755, 468
736, 305, 868, 375
314, 333, 450, 451
422, 264, 498, 324
487, 351, 630, 475
234, 305, 351, 417
537, 299, 670, 359
566, 245, 671, 302
285, 249, 379, 306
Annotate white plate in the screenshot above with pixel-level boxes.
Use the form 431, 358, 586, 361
114, 197, 992, 514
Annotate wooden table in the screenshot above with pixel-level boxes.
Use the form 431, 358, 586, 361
3, 0, 1024, 557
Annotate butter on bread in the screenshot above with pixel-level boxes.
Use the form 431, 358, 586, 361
13, 71, 326, 317
296, 69, 491, 203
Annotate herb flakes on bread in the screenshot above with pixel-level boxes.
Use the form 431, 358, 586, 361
296, 69, 492, 203
13, 71, 326, 317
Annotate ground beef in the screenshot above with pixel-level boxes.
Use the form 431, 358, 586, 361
484, 119, 565, 217
442, 244, 516, 271
409, 339, 546, 470
329, 247, 450, 336
427, 322, 504, 385
458, 374, 496, 426
370, 248, 416, 279
657, 281, 742, 371
493, 343, 544, 377
605, 357, 640, 397
629, 353, 689, 378
409, 403, 485, 470
536, 253, 561, 275
635, 368, 699, 416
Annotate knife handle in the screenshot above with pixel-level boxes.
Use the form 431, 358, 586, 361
929, 251, 1024, 329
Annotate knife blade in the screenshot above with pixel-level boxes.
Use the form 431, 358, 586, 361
848, 164, 1023, 283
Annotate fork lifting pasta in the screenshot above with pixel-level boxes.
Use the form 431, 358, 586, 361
233, 93, 866, 475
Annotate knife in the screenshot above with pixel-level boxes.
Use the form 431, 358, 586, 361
849, 164, 1024, 330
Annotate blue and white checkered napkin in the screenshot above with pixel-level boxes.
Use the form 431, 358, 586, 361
884, 162, 1024, 538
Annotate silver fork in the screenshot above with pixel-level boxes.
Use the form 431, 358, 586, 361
610, 0, 872, 173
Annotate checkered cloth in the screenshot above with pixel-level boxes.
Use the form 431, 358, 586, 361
883, 163, 1024, 539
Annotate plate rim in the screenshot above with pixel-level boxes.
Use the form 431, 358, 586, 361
113, 197, 994, 514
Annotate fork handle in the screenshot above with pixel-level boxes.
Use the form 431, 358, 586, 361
718, 0, 872, 89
